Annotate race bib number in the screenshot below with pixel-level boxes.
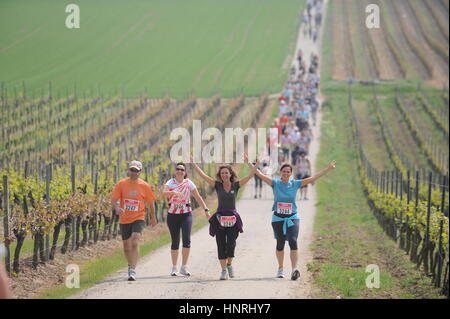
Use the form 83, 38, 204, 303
170, 198, 188, 212
277, 202, 293, 215
124, 199, 139, 212
219, 216, 237, 227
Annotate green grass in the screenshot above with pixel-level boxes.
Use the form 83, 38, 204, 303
0, 0, 305, 98
310, 83, 445, 298
36, 208, 211, 299
315, 264, 394, 298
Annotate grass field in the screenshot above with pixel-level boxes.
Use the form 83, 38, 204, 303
311, 1, 449, 297
0, 0, 304, 98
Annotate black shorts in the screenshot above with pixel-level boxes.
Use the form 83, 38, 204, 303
120, 220, 145, 241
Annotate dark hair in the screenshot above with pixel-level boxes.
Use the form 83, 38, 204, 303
280, 163, 293, 173
216, 165, 237, 183
175, 162, 188, 179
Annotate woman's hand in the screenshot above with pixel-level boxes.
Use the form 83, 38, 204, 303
243, 152, 249, 164
171, 191, 183, 198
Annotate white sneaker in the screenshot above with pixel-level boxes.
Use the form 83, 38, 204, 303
180, 265, 191, 276
171, 266, 178, 276
277, 268, 285, 278
128, 267, 136, 281
220, 269, 229, 280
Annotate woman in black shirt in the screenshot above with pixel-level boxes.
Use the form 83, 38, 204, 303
190, 153, 257, 280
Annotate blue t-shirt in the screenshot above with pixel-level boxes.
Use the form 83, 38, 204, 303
300, 110, 309, 119
271, 178, 302, 216
284, 89, 292, 98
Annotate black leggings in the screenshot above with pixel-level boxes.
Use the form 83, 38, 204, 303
271, 219, 300, 251
215, 226, 239, 260
167, 213, 192, 250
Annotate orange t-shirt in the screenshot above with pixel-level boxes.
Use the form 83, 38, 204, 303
111, 178, 156, 224
280, 115, 289, 124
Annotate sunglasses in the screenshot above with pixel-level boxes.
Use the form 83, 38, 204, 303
129, 168, 141, 173
176, 168, 185, 172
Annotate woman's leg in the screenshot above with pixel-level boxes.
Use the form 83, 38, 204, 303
225, 227, 239, 263
272, 222, 286, 268
181, 213, 193, 266
215, 228, 228, 270
287, 220, 300, 269
167, 214, 181, 266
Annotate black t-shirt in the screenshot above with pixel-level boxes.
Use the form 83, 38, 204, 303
291, 150, 301, 165
215, 181, 240, 211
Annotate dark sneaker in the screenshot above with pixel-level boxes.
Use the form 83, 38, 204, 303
227, 264, 234, 278
291, 269, 300, 281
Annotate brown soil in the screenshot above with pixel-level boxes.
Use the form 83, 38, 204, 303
394, 0, 449, 86
351, 1, 379, 79
379, 0, 431, 81
331, 0, 352, 80
331, 0, 437, 81
361, 0, 403, 80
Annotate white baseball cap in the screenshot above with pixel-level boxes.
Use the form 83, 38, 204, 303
129, 160, 143, 171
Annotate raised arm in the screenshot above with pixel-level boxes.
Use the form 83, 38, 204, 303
238, 153, 257, 187
301, 160, 336, 187
190, 158, 215, 188
247, 160, 272, 186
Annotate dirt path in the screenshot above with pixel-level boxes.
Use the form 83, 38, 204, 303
72, 1, 327, 299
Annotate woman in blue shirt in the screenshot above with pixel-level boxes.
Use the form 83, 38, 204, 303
248, 160, 336, 280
